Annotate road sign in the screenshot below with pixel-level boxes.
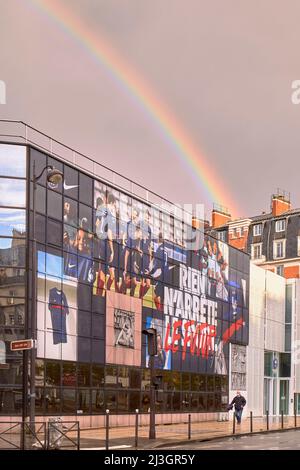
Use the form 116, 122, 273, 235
10, 339, 36, 351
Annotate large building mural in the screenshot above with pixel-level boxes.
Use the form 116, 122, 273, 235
0, 143, 249, 416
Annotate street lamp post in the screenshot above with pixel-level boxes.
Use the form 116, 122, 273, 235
149, 354, 156, 439
142, 328, 157, 440
29, 163, 63, 426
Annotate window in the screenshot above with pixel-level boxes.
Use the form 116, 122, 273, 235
0, 179, 26, 208
141, 369, 150, 390
117, 391, 129, 412
78, 389, 90, 413
297, 236, 300, 257
106, 391, 117, 411
35, 360, 45, 386
45, 361, 61, 386
105, 366, 117, 386
62, 362, 77, 387
276, 265, 284, 276
218, 231, 226, 242
0, 238, 26, 267
47, 190, 62, 220
30, 185, 46, 214
128, 391, 140, 412
285, 325, 292, 353
129, 369, 141, 389
78, 364, 90, 387
0, 389, 23, 415
0, 208, 26, 237
62, 389, 76, 413
78, 310, 91, 337
207, 394, 215, 411
63, 166, 79, 200
0, 145, 26, 177
252, 243, 262, 259
233, 228, 237, 238
182, 373, 190, 390
118, 366, 129, 388
79, 204, 92, 232
240, 227, 244, 237
253, 224, 262, 236
207, 376, 215, 392
275, 219, 286, 232
47, 219, 62, 247
198, 394, 207, 411
279, 353, 291, 377
91, 365, 104, 387
285, 284, 292, 323
91, 389, 104, 413
79, 173, 93, 207
274, 240, 285, 259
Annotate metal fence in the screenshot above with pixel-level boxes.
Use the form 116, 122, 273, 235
0, 421, 80, 450
1, 413, 298, 450
81, 410, 300, 450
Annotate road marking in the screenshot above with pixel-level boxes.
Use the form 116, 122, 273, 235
82, 444, 132, 450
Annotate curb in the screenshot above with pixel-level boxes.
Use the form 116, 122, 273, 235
141, 425, 300, 449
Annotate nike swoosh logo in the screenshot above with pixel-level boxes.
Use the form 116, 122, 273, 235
64, 182, 79, 191
68, 264, 76, 268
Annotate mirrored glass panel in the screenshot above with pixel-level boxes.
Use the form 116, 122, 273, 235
0, 208, 26, 237
0, 179, 26, 208
0, 238, 26, 267
0, 145, 26, 177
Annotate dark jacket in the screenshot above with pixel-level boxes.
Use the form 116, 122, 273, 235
229, 395, 246, 411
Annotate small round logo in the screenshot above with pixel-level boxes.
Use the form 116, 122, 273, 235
272, 358, 278, 370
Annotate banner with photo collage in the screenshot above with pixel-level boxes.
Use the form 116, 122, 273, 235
36, 161, 249, 374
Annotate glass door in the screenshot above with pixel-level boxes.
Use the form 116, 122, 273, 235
295, 394, 300, 414
272, 380, 277, 415
280, 380, 289, 415
264, 378, 271, 414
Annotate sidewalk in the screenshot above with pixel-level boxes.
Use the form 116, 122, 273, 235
78, 415, 300, 449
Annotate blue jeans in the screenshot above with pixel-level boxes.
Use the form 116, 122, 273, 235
235, 408, 243, 423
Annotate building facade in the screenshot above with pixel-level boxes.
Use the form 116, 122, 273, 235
0, 141, 250, 426
206, 196, 300, 417
207, 191, 300, 279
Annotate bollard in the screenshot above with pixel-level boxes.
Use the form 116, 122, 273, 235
188, 414, 191, 440
135, 409, 139, 448
250, 411, 253, 433
266, 410, 269, 431
20, 421, 25, 451
77, 421, 80, 451
232, 412, 236, 434
281, 410, 284, 429
105, 409, 110, 450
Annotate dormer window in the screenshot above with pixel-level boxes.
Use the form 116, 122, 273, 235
275, 219, 285, 232
253, 224, 262, 236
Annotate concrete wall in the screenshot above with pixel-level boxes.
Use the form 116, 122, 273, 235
292, 280, 300, 394
265, 270, 285, 352
246, 264, 285, 416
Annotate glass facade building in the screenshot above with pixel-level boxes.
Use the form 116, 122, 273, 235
0, 142, 250, 417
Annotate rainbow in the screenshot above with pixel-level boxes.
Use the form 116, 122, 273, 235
29, 0, 240, 216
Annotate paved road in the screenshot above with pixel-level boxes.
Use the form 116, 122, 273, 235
162, 429, 300, 450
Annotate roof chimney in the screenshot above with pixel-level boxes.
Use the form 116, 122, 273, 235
211, 204, 231, 228
271, 189, 291, 216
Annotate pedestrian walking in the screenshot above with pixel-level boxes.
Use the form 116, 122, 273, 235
228, 391, 246, 424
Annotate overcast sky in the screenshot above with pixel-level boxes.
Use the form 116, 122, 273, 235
1, 0, 300, 220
